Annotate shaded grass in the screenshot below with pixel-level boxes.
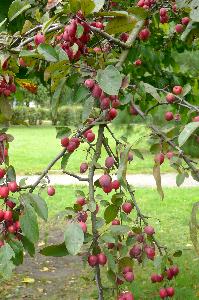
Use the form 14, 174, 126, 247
9, 125, 173, 175
43, 186, 199, 300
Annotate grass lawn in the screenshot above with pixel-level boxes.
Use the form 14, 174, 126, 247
42, 186, 199, 300
8, 125, 173, 175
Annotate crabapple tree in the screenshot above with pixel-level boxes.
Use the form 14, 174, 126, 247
0, 0, 199, 299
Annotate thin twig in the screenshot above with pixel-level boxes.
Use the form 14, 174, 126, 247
63, 171, 89, 182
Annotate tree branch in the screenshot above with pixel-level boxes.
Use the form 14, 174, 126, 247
63, 171, 89, 182
116, 20, 144, 69
89, 125, 105, 300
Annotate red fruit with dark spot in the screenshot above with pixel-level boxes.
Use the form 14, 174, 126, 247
70, 137, 80, 148
107, 242, 115, 249
99, 174, 111, 187
166, 287, 175, 297
4, 89, 11, 97
166, 268, 174, 280
151, 273, 158, 283
136, 233, 144, 243
79, 221, 87, 233
14, 220, 20, 231
165, 111, 174, 121
116, 277, 124, 285
129, 244, 142, 258
112, 219, 120, 225
107, 108, 118, 120
160, 8, 167, 16
0, 168, 5, 179
67, 141, 77, 153
175, 24, 184, 33
0, 186, 9, 198
80, 162, 88, 173
88, 255, 98, 267
123, 266, 133, 274
86, 132, 95, 143
100, 97, 110, 110
111, 180, 120, 190
157, 274, 164, 282
97, 253, 107, 266
154, 153, 165, 165
77, 211, 88, 222
144, 225, 155, 235
61, 137, 69, 147
9, 84, 16, 93
159, 288, 168, 299
112, 99, 121, 108
6, 200, 16, 209
34, 33, 45, 46
120, 33, 129, 42
145, 246, 155, 260
19, 57, 26, 67
76, 197, 86, 206
4, 210, 12, 221
181, 17, 190, 26
83, 129, 92, 138
122, 202, 133, 214
8, 181, 18, 192
139, 28, 151, 41
128, 151, 134, 161
170, 265, 179, 276
118, 291, 134, 300
124, 271, 134, 282
84, 79, 95, 89
166, 93, 175, 103
105, 156, 115, 168
173, 86, 183, 95
47, 186, 55, 196
0, 210, 4, 221
103, 185, 113, 193
92, 84, 102, 98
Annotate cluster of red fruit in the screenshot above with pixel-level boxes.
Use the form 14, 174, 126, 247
164, 85, 183, 121
151, 265, 179, 298
0, 167, 20, 247
0, 76, 16, 97
137, 0, 156, 10
84, 79, 120, 120
56, 13, 92, 61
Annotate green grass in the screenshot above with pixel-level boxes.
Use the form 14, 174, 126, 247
43, 186, 199, 300
9, 125, 173, 175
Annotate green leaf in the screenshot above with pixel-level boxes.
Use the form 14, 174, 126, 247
6, 165, 16, 182
38, 44, 58, 62
118, 257, 134, 272
105, 16, 136, 35
117, 144, 132, 188
142, 82, 161, 102
190, 201, 199, 255
128, 6, 148, 18
110, 225, 130, 235
176, 173, 186, 187
21, 236, 35, 257
40, 243, 69, 257
64, 223, 84, 255
69, 0, 81, 13
100, 233, 115, 243
97, 65, 123, 96
132, 149, 144, 160
8, 239, 23, 266
8, 0, 31, 22
61, 153, 71, 170
77, 24, 84, 38
82, 96, 94, 122
0, 244, 15, 279
51, 78, 66, 118
56, 126, 71, 139
29, 194, 48, 221
0, 96, 13, 120
19, 202, 39, 244
81, 0, 95, 16
103, 248, 117, 272
173, 250, 182, 257
20, 49, 41, 58
153, 163, 164, 200
178, 122, 199, 147
104, 204, 119, 224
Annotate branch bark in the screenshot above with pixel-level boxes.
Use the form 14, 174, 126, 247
89, 125, 105, 300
